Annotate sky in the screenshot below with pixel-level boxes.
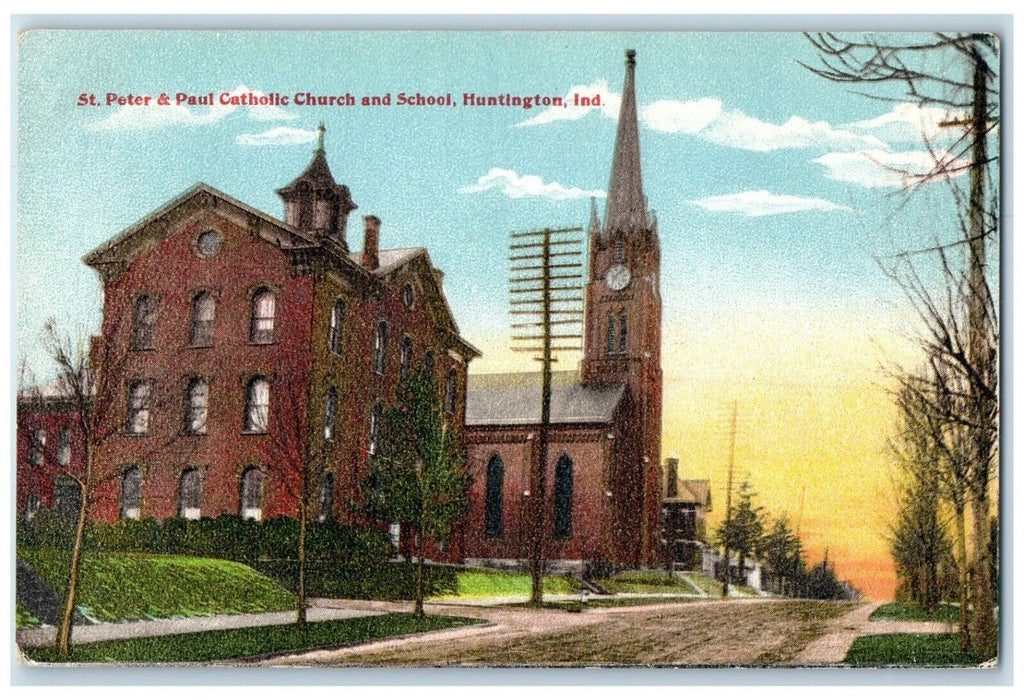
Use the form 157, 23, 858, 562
16, 30, 998, 599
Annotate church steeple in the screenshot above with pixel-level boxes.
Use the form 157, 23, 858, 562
603, 49, 650, 239
276, 123, 357, 251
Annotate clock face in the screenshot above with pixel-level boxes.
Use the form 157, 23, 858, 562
605, 264, 631, 291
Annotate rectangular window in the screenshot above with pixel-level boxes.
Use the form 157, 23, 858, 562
29, 429, 46, 467
57, 427, 71, 466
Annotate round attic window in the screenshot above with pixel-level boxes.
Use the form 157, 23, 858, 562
402, 283, 415, 309
197, 230, 221, 256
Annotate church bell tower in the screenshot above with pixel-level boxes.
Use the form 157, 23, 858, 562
580, 49, 663, 563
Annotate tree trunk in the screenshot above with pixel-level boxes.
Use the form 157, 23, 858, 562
55, 473, 89, 658
953, 505, 971, 652
414, 527, 425, 618
970, 493, 996, 659
297, 498, 308, 631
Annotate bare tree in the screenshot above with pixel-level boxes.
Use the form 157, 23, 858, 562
264, 360, 330, 631
805, 31, 999, 660
37, 319, 124, 658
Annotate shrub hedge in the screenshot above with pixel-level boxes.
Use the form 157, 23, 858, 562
254, 560, 460, 600
17, 509, 393, 566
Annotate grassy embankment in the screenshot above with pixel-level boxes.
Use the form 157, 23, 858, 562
868, 602, 961, 623
844, 633, 977, 666
19, 548, 296, 623
22, 614, 478, 664
430, 568, 580, 600
598, 571, 700, 595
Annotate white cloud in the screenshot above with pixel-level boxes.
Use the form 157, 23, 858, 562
459, 168, 604, 201
845, 103, 969, 145
88, 84, 295, 131
812, 149, 970, 189
689, 190, 852, 217
236, 126, 319, 146
640, 98, 722, 134
702, 111, 888, 152
515, 79, 620, 127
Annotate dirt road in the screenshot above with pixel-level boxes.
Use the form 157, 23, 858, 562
269, 598, 856, 667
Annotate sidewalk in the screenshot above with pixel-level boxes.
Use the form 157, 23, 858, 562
794, 602, 956, 665
16, 605, 385, 650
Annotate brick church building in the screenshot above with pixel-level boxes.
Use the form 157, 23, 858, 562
17, 126, 479, 554
461, 50, 663, 570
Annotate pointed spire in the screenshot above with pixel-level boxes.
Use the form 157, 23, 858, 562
604, 49, 648, 239
588, 196, 601, 237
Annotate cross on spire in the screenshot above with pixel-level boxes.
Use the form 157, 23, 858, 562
603, 49, 649, 239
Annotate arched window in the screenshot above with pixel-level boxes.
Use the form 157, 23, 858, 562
178, 468, 201, 520
120, 466, 142, 520
484, 455, 504, 538
126, 381, 151, 435
445, 369, 458, 415
328, 299, 345, 355
400, 336, 413, 381
29, 429, 45, 467
318, 472, 335, 522
373, 320, 389, 375
368, 401, 383, 455
239, 467, 263, 520
614, 239, 625, 263
606, 312, 616, 356
619, 311, 628, 354
244, 377, 270, 433
190, 292, 215, 347
250, 289, 276, 344
132, 295, 156, 350
553, 455, 574, 539
324, 387, 337, 440
424, 349, 435, 378
57, 427, 71, 466
186, 378, 209, 435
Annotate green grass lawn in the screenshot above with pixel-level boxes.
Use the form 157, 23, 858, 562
431, 568, 580, 599
869, 602, 960, 623
22, 613, 477, 664
16, 604, 40, 630
19, 548, 296, 623
844, 633, 978, 666
598, 571, 699, 595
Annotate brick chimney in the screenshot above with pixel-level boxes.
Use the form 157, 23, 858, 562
362, 215, 380, 270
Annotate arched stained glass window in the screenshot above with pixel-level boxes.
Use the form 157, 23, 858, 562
484, 455, 504, 538
400, 336, 413, 380
373, 320, 389, 375
553, 455, 574, 539
324, 387, 337, 440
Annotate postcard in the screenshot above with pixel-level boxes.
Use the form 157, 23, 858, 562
14, 28, 1001, 669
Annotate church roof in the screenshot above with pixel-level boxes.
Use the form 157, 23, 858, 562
603, 49, 650, 239
347, 247, 424, 276
465, 371, 626, 426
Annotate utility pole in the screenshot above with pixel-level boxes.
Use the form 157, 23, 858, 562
721, 400, 737, 598
509, 226, 583, 605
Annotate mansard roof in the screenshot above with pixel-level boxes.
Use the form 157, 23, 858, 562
465, 371, 625, 426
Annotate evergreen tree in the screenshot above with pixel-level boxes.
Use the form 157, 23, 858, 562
715, 481, 764, 586
361, 367, 470, 616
